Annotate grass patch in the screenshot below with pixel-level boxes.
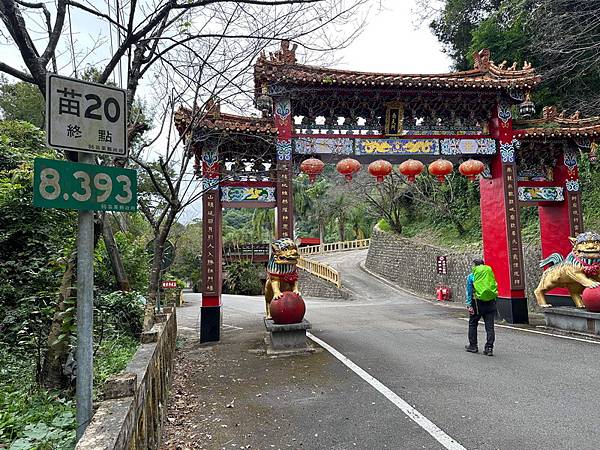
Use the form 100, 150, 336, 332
0, 345, 76, 449
94, 334, 139, 397
0, 333, 139, 449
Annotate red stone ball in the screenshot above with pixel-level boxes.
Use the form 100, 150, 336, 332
300, 157, 325, 183
270, 292, 306, 324
459, 159, 485, 181
582, 287, 600, 312
336, 158, 361, 181
368, 159, 393, 183
428, 158, 454, 183
399, 159, 424, 182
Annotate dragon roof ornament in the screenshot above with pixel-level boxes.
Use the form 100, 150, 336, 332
514, 105, 600, 138
255, 44, 540, 91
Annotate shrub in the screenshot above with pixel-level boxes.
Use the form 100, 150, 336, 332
376, 218, 392, 232
223, 260, 263, 295
0, 346, 75, 449
95, 290, 145, 338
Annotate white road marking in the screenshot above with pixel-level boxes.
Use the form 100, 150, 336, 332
459, 318, 600, 344
222, 324, 243, 330
307, 332, 467, 450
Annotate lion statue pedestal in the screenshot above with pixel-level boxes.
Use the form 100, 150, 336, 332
263, 239, 314, 355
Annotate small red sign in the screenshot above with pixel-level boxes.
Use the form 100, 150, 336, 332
161, 280, 177, 289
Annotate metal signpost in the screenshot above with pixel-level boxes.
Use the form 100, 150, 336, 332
42, 74, 130, 440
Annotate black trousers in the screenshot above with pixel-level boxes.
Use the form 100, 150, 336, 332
468, 299, 496, 349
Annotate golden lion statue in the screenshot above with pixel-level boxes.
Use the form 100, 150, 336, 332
264, 238, 301, 318
535, 232, 600, 308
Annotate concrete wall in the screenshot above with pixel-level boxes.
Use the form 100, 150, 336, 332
76, 307, 177, 450
298, 269, 348, 299
365, 227, 543, 309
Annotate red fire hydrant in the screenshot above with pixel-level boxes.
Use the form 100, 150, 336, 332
436, 285, 452, 301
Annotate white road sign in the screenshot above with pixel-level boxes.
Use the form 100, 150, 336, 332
46, 74, 128, 157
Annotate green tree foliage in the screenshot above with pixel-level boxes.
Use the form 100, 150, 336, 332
579, 153, 600, 231
0, 78, 45, 128
427, 0, 503, 70
169, 220, 203, 291
0, 121, 76, 347
95, 228, 150, 293
294, 172, 373, 242
222, 209, 273, 245
0, 345, 76, 449
223, 260, 263, 295
426, 0, 600, 114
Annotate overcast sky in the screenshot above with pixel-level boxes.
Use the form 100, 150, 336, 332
337, 1, 450, 74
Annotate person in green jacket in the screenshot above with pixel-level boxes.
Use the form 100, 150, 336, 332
465, 258, 498, 356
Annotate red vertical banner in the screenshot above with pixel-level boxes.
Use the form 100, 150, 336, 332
568, 191, 584, 236
503, 164, 525, 290
274, 97, 294, 239
563, 146, 584, 236
202, 147, 222, 307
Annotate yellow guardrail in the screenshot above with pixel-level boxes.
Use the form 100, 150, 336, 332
298, 238, 371, 255
297, 256, 341, 288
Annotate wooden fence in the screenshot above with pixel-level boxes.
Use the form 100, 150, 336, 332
297, 256, 341, 288
299, 238, 371, 256
296, 239, 371, 288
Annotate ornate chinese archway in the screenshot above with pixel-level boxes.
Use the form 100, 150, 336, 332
178, 43, 598, 342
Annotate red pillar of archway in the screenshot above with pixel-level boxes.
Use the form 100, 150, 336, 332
480, 102, 528, 323
538, 146, 584, 306
274, 97, 294, 239
200, 146, 223, 343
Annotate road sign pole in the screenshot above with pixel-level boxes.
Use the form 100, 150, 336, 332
43, 73, 131, 440
76, 152, 94, 440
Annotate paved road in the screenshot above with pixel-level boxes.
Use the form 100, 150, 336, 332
182, 250, 600, 449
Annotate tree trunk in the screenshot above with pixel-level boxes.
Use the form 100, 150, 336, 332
41, 252, 76, 389
102, 213, 131, 291
143, 211, 177, 331
319, 221, 325, 244
338, 220, 345, 242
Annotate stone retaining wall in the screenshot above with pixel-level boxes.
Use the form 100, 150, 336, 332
365, 227, 543, 309
76, 307, 177, 450
298, 269, 348, 299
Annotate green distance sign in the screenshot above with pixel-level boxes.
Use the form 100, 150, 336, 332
33, 158, 137, 212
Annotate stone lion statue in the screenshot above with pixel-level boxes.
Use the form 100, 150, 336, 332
264, 238, 301, 318
535, 232, 600, 308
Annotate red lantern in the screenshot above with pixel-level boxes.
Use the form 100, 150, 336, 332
459, 159, 485, 181
428, 159, 454, 183
368, 159, 392, 183
336, 158, 361, 181
399, 159, 424, 182
300, 157, 325, 183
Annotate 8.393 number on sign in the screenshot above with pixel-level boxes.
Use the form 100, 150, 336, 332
33, 158, 137, 212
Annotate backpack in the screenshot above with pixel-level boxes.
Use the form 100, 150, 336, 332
472, 265, 498, 301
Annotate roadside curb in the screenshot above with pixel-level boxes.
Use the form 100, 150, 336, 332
359, 261, 465, 311
358, 261, 600, 342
